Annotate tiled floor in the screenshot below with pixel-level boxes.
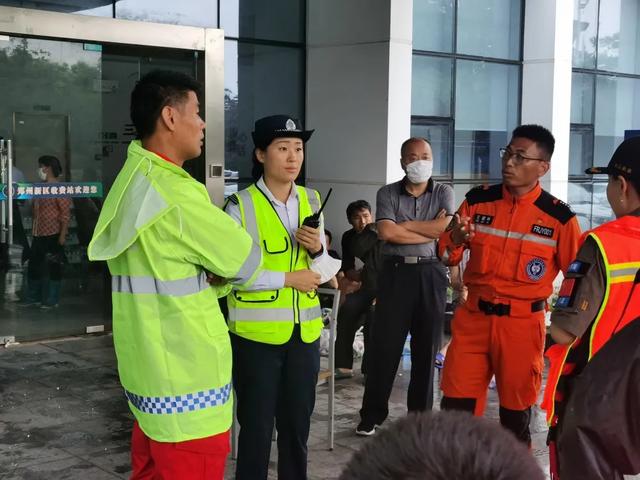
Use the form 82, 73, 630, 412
0, 334, 551, 479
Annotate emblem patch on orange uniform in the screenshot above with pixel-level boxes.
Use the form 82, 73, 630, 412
526, 258, 546, 281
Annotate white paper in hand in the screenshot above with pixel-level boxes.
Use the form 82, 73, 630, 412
310, 256, 342, 284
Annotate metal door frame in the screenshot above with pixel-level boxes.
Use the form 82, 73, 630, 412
0, 5, 225, 204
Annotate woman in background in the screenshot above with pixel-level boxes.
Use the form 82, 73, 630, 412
20, 155, 71, 309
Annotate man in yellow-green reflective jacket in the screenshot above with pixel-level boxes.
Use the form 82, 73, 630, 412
89, 71, 262, 480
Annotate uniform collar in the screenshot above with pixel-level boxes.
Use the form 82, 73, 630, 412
257, 176, 298, 206
130, 141, 189, 178
400, 177, 434, 196
501, 182, 542, 204
148, 149, 181, 167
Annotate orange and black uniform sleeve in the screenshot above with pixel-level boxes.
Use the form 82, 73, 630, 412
437, 199, 471, 266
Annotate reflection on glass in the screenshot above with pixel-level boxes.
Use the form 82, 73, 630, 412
410, 122, 452, 177
571, 72, 594, 124
594, 75, 640, 168
597, 0, 640, 74
572, 0, 598, 68
224, 40, 304, 184
591, 182, 612, 227
412, 0, 454, 53
454, 60, 519, 179
452, 183, 475, 206
116, 0, 216, 27
0, 35, 201, 341
0, 38, 102, 183
569, 127, 594, 176
411, 56, 452, 117
568, 182, 593, 230
0, 0, 112, 16
568, 181, 613, 230
456, 0, 522, 60
220, 0, 303, 43
0, 36, 106, 339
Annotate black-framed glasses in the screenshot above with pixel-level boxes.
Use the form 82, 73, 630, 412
499, 147, 547, 165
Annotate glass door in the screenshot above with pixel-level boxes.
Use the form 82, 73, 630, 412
0, 35, 203, 341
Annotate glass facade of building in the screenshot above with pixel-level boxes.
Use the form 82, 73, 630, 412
569, 0, 640, 230
4, 0, 639, 342
0, 0, 306, 195
0, 0, 305, 341
411, 0, 523, 199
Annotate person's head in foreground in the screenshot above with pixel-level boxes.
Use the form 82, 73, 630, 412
340, 411, 544, 480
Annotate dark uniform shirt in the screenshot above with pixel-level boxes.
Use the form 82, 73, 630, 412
376, 178, 455, 257
551, 208, 640, 338
341, 224, 382, 293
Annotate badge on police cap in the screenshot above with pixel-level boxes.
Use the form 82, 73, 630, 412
526, 258, 546, 281
285, 118, 297, 131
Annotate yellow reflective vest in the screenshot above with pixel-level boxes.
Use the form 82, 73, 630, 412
227, 183, 323, 345
88, 141, 261, 442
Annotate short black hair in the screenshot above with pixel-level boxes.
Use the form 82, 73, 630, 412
400, 137, 431, 157
130, 70, 201, 140
251, 150, 264, 180
324, 229, 333, 244
511, 124, 555, 159
346, 200, 372, 221
340, 412, 544, 480
38, 155, 62, 178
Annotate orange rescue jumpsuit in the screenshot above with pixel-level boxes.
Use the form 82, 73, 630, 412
438, 183, 581, 441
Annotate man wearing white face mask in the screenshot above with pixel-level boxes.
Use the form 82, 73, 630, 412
357, 137, 454, 436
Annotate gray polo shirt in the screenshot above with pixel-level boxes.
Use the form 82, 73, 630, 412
376, 177, 455, 257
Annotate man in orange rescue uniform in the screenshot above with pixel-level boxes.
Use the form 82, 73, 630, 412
438, 125, 581, 444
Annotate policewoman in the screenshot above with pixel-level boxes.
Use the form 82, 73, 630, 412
543, 136, 640, 480
224, 115, 330, 480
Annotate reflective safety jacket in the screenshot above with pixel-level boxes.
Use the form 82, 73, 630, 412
543, 215, 640, 429
438, 183, 581, 304
88, 141, 261, 442
227, 183, 323, 345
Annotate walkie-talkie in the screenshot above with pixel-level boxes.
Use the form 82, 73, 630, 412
302, 188, 332, 228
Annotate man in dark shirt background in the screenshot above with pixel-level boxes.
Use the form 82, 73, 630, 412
334, 200, 382, 379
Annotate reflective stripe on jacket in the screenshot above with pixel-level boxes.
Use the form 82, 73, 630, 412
438, 183, 581, 303
543, 215, 640, 428
88, 140, 261, 442
227, 183, 323, 345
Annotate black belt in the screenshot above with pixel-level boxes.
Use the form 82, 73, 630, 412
478, 299, 546, 317
387, 255, 440, 265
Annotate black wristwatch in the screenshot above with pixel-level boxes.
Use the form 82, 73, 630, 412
309, 245, 324, 259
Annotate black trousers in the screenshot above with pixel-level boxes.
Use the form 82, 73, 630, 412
360, 260, 447, 425
28, 235, 63, 281
231, 325, 320, 480
335, 288, 376, 372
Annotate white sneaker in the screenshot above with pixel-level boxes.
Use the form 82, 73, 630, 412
355, 422, 378, 436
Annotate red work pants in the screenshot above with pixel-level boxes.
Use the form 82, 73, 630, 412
130, 421, 229, 480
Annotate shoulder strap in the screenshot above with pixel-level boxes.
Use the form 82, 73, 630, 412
465, 184, 503, 206
534, 190, 576, 225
